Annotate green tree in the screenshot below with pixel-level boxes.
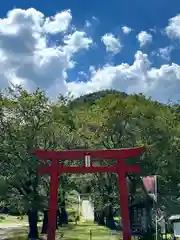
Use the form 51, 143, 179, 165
0, 86, 77, 238
70, 91, 180, 230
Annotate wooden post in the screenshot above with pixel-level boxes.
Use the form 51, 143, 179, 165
90, 228, 92, 240
117, 159, 131, 240
47, 159, 59, 240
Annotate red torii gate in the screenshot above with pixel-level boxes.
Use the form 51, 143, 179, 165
33, 146, 145, 240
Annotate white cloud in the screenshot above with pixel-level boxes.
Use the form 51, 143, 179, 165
78, 71, 87, 76
149, 28, 156, 33
166, 14, 180, 39
84, 17, 99, 29
101, 33, 121, 54
43, 9, 72, 34
63, 31, 92, 57
122, 26, 132, 34
137, 31, 152, 47
0, 8, 180, 103
157, 46, 173, 61
85, 20, 91, 28
67, 51, 180, 102
0, 8, 92, 96
89, 66, 96, 74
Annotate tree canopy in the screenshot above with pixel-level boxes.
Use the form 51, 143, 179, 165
1, 86, 180, 234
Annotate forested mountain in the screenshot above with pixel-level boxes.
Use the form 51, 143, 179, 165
69, 90, 128, 106
1, 86, 180, 238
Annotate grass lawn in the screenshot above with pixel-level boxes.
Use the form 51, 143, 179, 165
0, 214, 28, 225
2, 219, 179, 240
54, 221, 121, 240
2, 220, 121, 240
2, 215, 177, 240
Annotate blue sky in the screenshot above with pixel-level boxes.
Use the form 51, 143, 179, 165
0, 0, 180, 102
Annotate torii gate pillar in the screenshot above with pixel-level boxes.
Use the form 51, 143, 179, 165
33, 147, 145, 240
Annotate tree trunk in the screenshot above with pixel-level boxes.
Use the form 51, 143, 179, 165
97, 210, 105, 226
128, 175, 137, 205
28, 209, 39, 240
41, 210, 48, 234
59, 200, 68, 225
60, 207, 68, 224
57, 208, 62, 227
105, 205, 116, 230
41, 209, 60, 234
94, 210, 98, 223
